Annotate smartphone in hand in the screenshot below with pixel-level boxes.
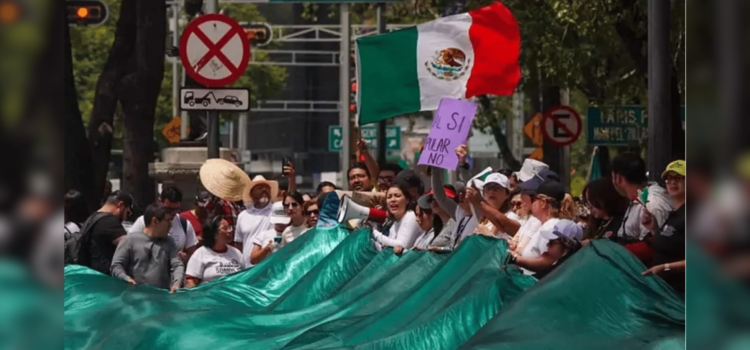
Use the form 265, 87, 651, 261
281, 156, 292, 176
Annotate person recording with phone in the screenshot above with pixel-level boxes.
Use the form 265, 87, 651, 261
250, 202, 289, 266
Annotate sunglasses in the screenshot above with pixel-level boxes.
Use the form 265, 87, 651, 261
511, 201, 523, 207
284, 202, 300, 209
308, 209, 319, 216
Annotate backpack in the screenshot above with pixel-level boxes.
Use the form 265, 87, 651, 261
64, 212, 109, 266
179, 216, 188, 234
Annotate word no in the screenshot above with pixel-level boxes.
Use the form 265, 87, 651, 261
423, 137, 451, 165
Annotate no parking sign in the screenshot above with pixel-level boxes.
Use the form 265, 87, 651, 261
542, 105, 582, 147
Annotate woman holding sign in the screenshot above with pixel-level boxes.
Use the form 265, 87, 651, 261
371, 185, 421, 254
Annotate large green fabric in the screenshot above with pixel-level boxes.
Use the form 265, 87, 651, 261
64, 226, 685, 350
460, 240, 686, 350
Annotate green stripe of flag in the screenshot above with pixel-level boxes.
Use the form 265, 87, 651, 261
357, 27, 421, 125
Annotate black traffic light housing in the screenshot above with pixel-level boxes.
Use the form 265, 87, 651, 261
241, 23, 273, 47
66, 0, 108, 26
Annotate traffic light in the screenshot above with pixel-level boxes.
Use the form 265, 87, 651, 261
241, 23, 273, 47
349, 78, 358, 114
0, 0, 23, 25
66, 0, 108, 26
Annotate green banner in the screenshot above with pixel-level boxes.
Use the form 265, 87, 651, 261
64, 226, 685, 350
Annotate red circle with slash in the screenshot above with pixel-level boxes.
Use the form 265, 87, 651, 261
180, 14, 250, 87
542, 105, 582, 147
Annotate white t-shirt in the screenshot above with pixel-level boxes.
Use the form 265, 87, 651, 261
517, 216, 543, 240
282, 224, 308, 244
617, 184, 674, 241
128, 215, 198, 251
234, 203, 274, 264
372, 211, 421, 249
412, 228, 436, 250
520, 218, 560, 259
247, 229, 284, 268
185, 246, 245, 284
252, 229, 283, 251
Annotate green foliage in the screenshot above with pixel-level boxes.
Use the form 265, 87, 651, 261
70, 0, 287, 148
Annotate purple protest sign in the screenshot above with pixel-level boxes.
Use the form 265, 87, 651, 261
418, 98, 478, 170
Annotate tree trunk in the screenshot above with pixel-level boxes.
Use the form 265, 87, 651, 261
120, 0, 167, 213
64, 7, 98, 210
88, 0, 137, 203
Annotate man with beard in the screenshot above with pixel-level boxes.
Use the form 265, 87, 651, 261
82, 190, 134, 275
234, 176, 279, 267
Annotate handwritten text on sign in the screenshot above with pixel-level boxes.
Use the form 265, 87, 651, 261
418, 98, 478, 170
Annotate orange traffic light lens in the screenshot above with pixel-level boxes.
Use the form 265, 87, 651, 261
0, 1, 21, 24
76, 7, 89, 18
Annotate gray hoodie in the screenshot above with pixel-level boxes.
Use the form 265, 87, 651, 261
110, 231, 185, 289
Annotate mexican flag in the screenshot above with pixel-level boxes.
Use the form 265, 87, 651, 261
355, 2, 521, 125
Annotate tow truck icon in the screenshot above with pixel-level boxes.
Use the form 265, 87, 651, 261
184, 91, 243, 107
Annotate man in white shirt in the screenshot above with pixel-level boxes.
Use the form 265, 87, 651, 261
610, 153, 674, 243
234, 176, 278, 265
128, 187, 198, 263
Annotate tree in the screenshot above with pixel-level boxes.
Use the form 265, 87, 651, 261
378, 0, 685, 176
70, 0, 287, 211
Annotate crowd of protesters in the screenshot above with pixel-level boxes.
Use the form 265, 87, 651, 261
64, 140, 687, 296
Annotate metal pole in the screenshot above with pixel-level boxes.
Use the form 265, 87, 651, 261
647, 0, 672, 181
717, 0, 744, 164
339, 3, 351, 181
206, 0, 220, 158
561, 88, 570, 191
375, 3, 387, 166
173, 3, 185, 140
238, 112, 248, 150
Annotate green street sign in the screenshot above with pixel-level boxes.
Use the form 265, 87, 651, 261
587, 105, 685, 146
328, 125, 401, 152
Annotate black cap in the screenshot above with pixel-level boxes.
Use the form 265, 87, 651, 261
519, 169, 560, 192
534, 180, 567, 203
396, 170, 425, 196
417, 194, 433, 210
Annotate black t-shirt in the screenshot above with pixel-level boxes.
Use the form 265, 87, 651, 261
593, 214, 625, 243
87, 214, 126, 275
651, 204, 685, 293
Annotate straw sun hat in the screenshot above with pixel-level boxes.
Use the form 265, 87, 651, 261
199, 159, 251, 202
243, 175, 279, 205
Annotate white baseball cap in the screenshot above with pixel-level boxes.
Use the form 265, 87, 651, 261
483, 173, 509, 190
514, 159, 549, 182
269, 201, 291, 225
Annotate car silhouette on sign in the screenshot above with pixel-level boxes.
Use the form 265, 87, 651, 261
217, 95, 242, 107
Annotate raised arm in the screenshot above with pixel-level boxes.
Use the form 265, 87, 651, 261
476, 201, 521, 236
284, 161, 297, 193
431, 169, 457, 220
455, 145, 472, 183
357, 139, 380, 187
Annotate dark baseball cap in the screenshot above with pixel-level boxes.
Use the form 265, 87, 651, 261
417, 194, 433, 210
519, 169, 560, 192
531, 180, 567, 203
